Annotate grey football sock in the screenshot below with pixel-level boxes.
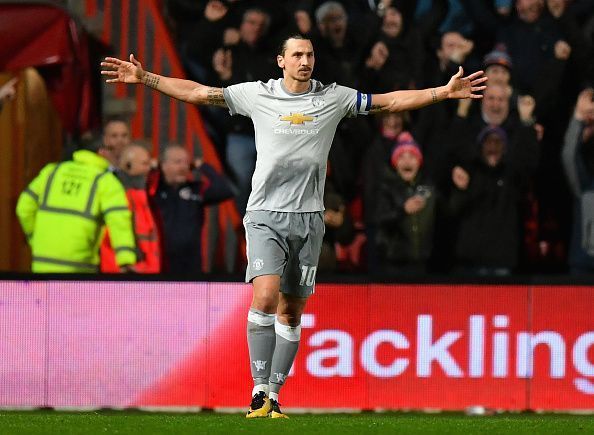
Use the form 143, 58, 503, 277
269, 319, 301, 396
247, 308, 276, 388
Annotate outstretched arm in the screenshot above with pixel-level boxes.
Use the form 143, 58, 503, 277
369, 67, 487, 114
101, 54, 227, 108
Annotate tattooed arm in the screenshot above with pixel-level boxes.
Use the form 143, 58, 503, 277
101, 54, 228, 108
369, 67, 487, 114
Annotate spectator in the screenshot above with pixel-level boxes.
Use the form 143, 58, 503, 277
496, 0, 570, 119
561, 88, 594, 274
100, 116, 132, 170
363, 111, 409, 270
361, 5, 424, 94
450, 83, 541, 168
545, 0, 591, 92
318, 181, 355, 273
312, 1, 365, 87
453, 83, 551, 274
124, 1, 594, 276
415, 38, 487, 273
312, 2, 375, 200
482, 45, 513, 90
375, 132, 437, 275
479, 46, 525, 136
364, 111, 410, 220
449, 125, 539, 275
183, 0, 235, 83
459, 0, 512, 59
414, 31, 475, 179
101, 143, 161, 273
15, 137, 136, 272
149, 144, 233, 275
212, 7, 277, 215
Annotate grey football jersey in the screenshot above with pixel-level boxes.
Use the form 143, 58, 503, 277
223, 78, 370, 212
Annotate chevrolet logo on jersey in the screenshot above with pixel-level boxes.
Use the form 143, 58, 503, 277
279, 113, 314, 125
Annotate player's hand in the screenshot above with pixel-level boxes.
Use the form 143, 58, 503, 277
446, 67, 488, 100
101, 54, 145, 84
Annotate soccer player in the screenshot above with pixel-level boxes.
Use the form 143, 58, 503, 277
101, 35, 487, 418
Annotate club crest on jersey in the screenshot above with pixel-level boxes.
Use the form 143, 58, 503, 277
279, 113, 314, 125
312, 96, 325, 108
253, 258, 264, 271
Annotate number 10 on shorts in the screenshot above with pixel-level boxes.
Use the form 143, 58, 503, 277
299, 265, 317, 286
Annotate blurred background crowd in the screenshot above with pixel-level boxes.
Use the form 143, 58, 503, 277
3, 0, 594, 277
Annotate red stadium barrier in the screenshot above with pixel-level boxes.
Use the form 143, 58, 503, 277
1, 281, 593, 411
529, 286, 594, 409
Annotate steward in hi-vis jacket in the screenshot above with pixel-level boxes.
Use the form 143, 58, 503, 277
16, 149, 136, 272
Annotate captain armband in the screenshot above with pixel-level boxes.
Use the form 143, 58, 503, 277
356, 92, 372, 115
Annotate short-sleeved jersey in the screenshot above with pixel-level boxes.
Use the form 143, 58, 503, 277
223, 78, 370, 212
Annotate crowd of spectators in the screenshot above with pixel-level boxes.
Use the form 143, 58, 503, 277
13, 0, 594, 276
159, 0, 594, 276
17, 116, 233, 276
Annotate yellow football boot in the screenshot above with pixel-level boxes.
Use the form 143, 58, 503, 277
269, 398, 289, 419
246, 391, 271, 418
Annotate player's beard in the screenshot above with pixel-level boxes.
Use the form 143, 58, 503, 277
294, 69, 312, 82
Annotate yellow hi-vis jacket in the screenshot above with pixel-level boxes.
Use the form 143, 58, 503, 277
16, 150, 136, 272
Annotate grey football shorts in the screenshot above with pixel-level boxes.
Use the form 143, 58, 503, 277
243, 210, 325, 298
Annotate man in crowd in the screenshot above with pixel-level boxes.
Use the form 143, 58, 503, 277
149, 144, 233, 275
449, 83, 540, 168
414, 31, 475, 180
99, 116, 132, 170
101, 142, 161, 273
449, 125, 539, 275
16, 137, 136, 272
